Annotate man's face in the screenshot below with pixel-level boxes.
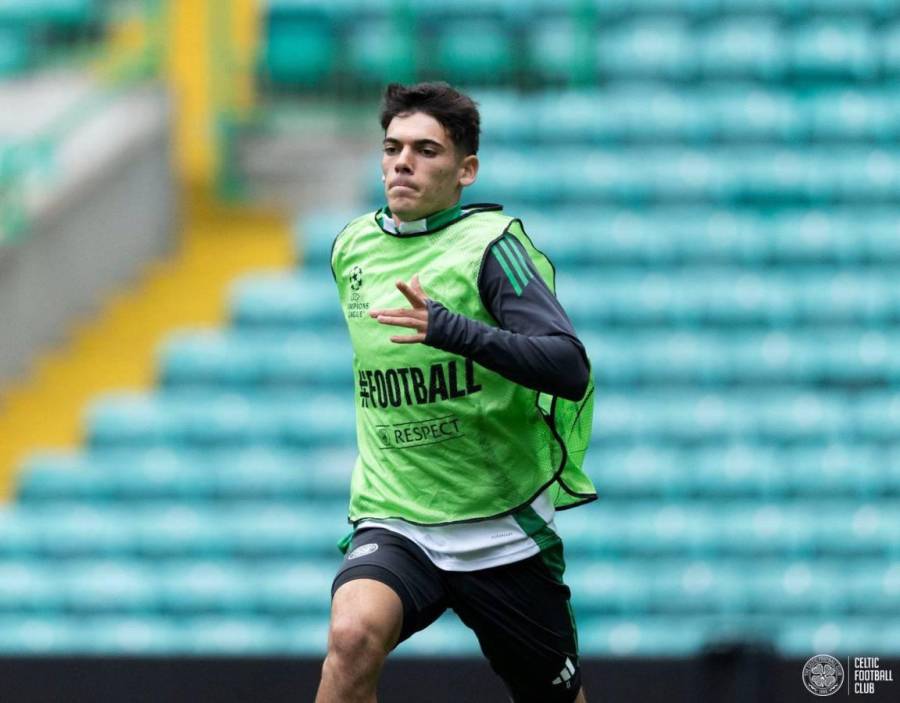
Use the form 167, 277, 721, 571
381, 111, 478, 222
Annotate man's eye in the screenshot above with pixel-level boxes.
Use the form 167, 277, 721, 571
421, 149, 436, 157
384, 145, 397, 154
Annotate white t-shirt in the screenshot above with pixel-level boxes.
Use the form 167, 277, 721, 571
356, 486, 558, 571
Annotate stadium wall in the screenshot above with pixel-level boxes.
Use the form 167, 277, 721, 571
0, 86, 176, 386
0, 653, 896, 703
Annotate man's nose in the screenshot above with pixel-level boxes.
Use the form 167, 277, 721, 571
394, 146, 413, 172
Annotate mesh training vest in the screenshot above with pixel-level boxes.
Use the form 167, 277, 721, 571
331, 203, 597, 526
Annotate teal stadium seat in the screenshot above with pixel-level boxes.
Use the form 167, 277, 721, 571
433, 21, 515, 85
0, 28, 29, 75
528, 19, 595, 85
566, 561, 655, 615
0, 0, 95, 24
345, 20, 416, 86
159, 330, 353, 391
775, 618, 884, 656
392, 611, 480, 656
61, 561, 158, 614
254, 562, 334, 615
158, 562, 256, 614
577, 616, 708, 656
646, 560, 749, 615
884, 23, 900, 74
745, 561, 848, 615
699, 18, 787, 80
790, 20, 877, 80
263, 18, 335, 87
295, 210, 358, 266
229, 273, 343, 331
0, 562, 65, 613
847, 562, 900, 614
0, 617, 83, 654
596, 19, 697, 80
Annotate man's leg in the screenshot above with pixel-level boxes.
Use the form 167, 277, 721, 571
315, 578, 403, 703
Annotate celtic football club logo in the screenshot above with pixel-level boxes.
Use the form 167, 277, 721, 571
349, 266, 364, 291
802, 654, 844, 696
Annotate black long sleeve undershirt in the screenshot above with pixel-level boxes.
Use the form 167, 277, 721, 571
423, 235, 591, 401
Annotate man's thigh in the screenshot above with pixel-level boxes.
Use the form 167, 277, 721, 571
446, 545, 582, 703
332, 527, 449, 647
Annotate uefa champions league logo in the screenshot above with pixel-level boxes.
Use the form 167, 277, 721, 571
350, 266, 364, 291
802, 654, 844, 696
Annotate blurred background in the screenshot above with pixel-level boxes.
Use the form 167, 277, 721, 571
0, 0, 899, 701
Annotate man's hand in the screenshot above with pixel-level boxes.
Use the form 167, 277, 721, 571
369, 274, 430, 344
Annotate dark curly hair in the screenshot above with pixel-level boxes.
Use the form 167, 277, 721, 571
380, 82, 480, 156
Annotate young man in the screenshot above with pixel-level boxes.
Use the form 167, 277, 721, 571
317, 82, 597, 703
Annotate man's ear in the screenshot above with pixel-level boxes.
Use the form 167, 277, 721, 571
458, 154, 478, 187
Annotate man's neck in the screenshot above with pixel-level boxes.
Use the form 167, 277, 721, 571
385, 201, 463, 234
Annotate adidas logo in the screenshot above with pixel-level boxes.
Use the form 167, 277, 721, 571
552, 657, 576, 688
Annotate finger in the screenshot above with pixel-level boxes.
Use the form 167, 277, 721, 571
411, 274, 427, 299
374, 315, 426, 331
396, 279, 426, 309
369, 308, 414, 318
390, 333, 427, 344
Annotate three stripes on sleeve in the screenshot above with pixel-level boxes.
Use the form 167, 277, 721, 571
490, 235, 536, 296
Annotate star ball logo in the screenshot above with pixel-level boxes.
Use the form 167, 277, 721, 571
350, 266, 364, 291
802, 654, 844, 696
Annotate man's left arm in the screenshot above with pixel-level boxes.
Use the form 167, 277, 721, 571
424, 235, 591, 401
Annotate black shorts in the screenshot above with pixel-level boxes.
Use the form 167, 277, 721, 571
331, 527, 582, 703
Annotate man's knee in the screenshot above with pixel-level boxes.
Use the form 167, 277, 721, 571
327, 615, 393, 667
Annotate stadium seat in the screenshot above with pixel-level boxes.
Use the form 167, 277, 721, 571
699, 18, 787, 80
345, 20, 416, 86
0, 28, 29, 75
432, 21, 515, 85
790, 20, 877, 80
577, 616, 708, 656
596, 19, 697, 80
229, 273, 343, 331
528, 20, 595, 85
262, 18, 335, 87
776, 618, 884, 656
